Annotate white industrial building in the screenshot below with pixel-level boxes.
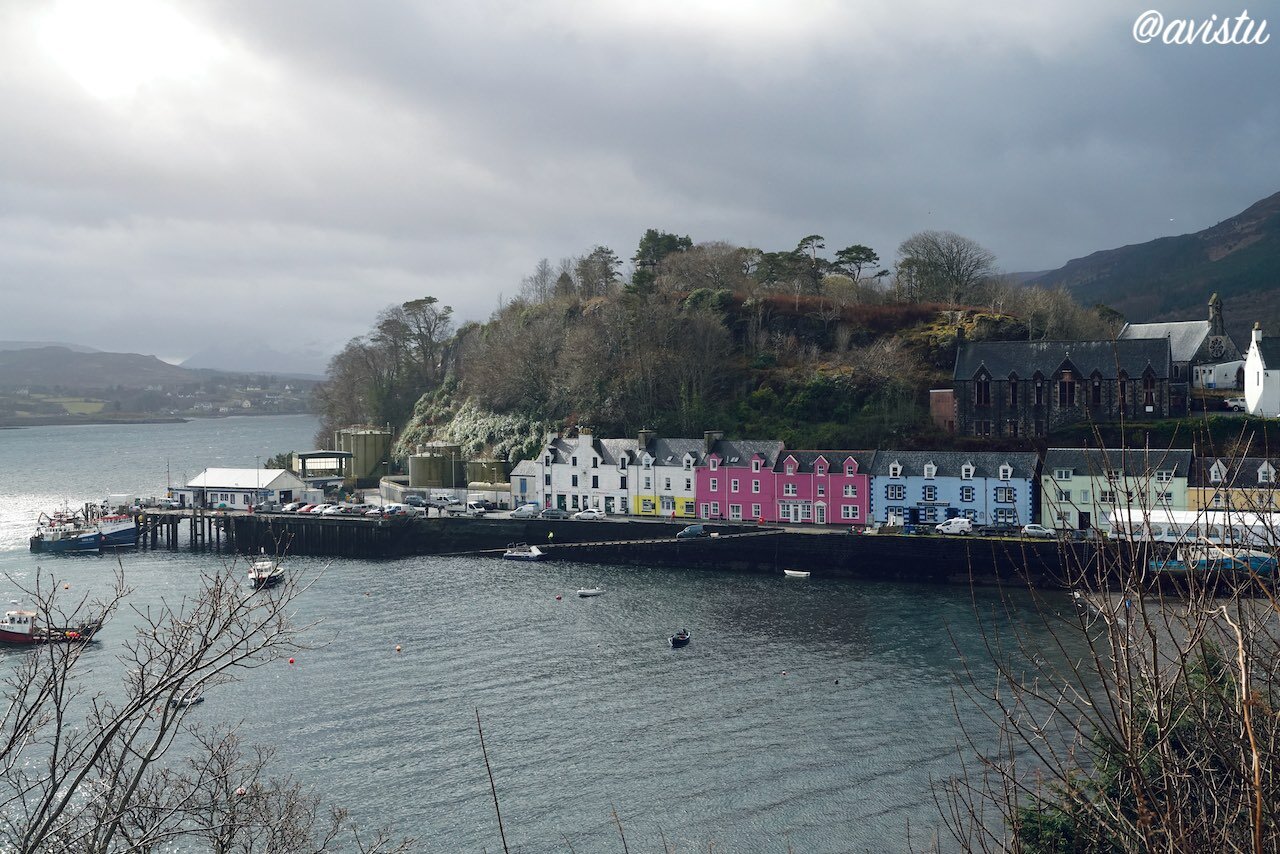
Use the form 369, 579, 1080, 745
174, 468, 315, 509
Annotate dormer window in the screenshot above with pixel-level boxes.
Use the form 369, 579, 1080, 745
643, 456, 652, 470
752, 459, 761, 472
816, 464, 826, 476
923, 463, 937, 479
1260, 464, 1275, 484
710, 458, 719, 471
999, 465, 1013, 481
620, 458, 628, 470
1054, 468, 1072, 481
544, 455, 551, 466
571, 456, 578, 467
684, 457, 693, 470
1210, 462, 1224, 483
845, 464, 855, 476
889, 463, 902, 478
961, 464, 974, 480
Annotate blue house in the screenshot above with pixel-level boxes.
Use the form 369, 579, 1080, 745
867, 451, 1040, 527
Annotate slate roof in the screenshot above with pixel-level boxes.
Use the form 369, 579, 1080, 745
954, 338, 1172, 380
509, 460, 539, 478
1118, 321, 1209, 363
868, 450, 1040, 480
1256, 336, 1280, 369
643, 437, 704, 466
1043, 447, 1193, 478
1191, 457, 1280, 489
543, 437, 575, 465
597, 438, 639, 466
773, 450, 878, 474
706, 439, 786, 468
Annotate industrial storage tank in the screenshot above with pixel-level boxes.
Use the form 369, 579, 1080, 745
335, 427, 392, 479
467, 460, 510, 485
407, 443, 466, 488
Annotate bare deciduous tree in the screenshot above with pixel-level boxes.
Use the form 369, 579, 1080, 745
0, 564, 414, 853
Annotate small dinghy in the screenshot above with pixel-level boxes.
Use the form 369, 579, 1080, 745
577, 587, 604, 597
169, 692, 204, 708
783, 569, 811, 578
503, 543, 545, 561
668, 628, 691, 648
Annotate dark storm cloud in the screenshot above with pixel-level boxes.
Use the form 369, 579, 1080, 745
2, 0, 1277, 368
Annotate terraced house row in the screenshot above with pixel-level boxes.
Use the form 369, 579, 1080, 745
508, 432, 1280, 532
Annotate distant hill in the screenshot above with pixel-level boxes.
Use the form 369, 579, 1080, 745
181, 342, 330, 378
1026, 190, 1280, 344
0, 340, 99, 353
0, 347, 202, 389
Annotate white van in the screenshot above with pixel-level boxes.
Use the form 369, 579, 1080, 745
447, 501, 488, 517
935, 517, 973, 536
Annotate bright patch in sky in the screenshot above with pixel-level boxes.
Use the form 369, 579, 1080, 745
37, 0, 222, 100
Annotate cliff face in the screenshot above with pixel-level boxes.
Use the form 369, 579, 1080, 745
1028, 190, 1280, 342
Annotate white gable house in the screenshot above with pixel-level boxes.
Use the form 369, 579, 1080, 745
1245, 323, 1280, 416
538, 430, 637, 515
175, 468, 310, 509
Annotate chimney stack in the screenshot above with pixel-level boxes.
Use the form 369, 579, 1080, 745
638, 428, 655, 452
1254, 321, 1264, 348
703, 430, 724, 454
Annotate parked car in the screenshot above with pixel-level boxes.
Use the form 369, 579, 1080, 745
935, 517, 973, 535
1021, 523, 1056, 539
573, 508, 605, 521
539, 507, 571, 520
309, 503, 335, 514
511, 503, 541, 519
320, 504, 346, 515
1225, 396, 1247, 411
404, 495, 426, 507
294, 504, 316, 514
676, 524, 710, 539
281, 502, 305, 513
154, 497, 181, 510
252, 501, 281, 512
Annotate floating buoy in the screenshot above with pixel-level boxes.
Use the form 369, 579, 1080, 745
63, 583, 70, 590
782, 670, 788, 676
395, 645, 402, 653
288, 658, 295, 665
555, 594, 562, 601
236, 786, 247, 797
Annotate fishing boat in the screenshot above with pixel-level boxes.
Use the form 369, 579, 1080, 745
28, 508, 138, 554
668, 628, 691, 648
502, 543, 545, 561
0, 608, 102, 645
576, 587, 604, 597
783, 569, 811, 578
247, 555, 285, 589
1150, 543, 1278, 577
169, 691, 205, 708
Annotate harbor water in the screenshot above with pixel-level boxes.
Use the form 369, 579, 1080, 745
0, 416, 1062, 851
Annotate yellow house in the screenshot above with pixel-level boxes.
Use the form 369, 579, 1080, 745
631, 432, 702, 518
1189, 457, 1280, 512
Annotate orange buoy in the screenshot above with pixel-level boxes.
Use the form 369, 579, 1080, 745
395, 645, 402, 652
63, 583, 70, 590
288, 658, 295, 665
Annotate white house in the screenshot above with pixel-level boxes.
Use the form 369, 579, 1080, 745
1193, 360, 1244, 390
537, 430, 637, 515
175, 468, 312, 509
1245, 323, 1280, 416
508, 459, 539, 507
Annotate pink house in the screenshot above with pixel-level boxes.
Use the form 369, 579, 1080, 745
773, 451, 875, 526
695, 438, 785, 522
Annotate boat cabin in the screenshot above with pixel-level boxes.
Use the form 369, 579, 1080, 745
2, 610, 36, 637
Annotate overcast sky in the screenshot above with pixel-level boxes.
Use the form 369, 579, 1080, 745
2, 0, 1277, 370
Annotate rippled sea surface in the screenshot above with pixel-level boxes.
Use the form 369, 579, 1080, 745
0, 416, 1063, 852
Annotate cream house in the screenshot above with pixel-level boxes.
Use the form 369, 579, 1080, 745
1040, 448, 1192, 531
